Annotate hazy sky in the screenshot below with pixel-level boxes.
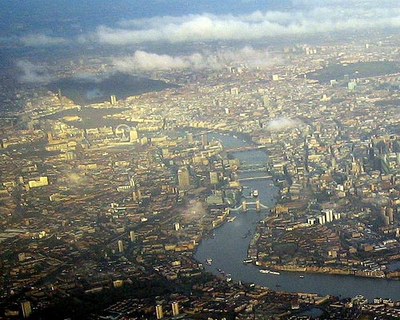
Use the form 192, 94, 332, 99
3, 0, 400, 78
2, 0, 399, 46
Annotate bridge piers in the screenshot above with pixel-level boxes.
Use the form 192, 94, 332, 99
256, 199, 261, 212
242, 201, 248, 212
229, 200, 268, 212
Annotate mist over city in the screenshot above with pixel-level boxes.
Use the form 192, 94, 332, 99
1, 0, 400, 319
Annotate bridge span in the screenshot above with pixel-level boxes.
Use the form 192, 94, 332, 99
238, 175, 272, 182
230, 199, 269, 212
225, 145, 267, 153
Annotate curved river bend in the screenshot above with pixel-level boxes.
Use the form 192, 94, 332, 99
194, 133, 400, 301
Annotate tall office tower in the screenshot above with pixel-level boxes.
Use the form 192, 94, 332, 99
155, 305, 164, 319
21, 301, 32, 318
173, 222, 180, 231
130, 129, 138, 142
178, 167, 190, 190
110, 95, 117, 105
130, 231, 135, 242
118, 240, 124, 253
201, 133, 208, 147
325, 209, 334, 223
171, 302, 180, 316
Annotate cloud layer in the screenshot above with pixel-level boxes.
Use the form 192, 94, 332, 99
89, 4, 400, 45
16, 61, 53, 84
112, 47, 279, 72
17, 1, 400, 48
266, 117, 303, 131
20, 34, 68, 47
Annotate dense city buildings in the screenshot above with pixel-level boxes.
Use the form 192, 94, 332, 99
1, 1, 400, 319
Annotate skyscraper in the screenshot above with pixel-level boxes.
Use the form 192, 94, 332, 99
325, 209, 334, 223
171, 301, 180, 316
21, 301, 32, 319
118, 240, 124, 253
110, 95, 117, 105
156, 304, 164, 319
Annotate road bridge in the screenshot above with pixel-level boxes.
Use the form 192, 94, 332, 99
238, 175, 273, 182
238, 163, 268, 171
230, 199, 269, 212
225, 145, 267, 153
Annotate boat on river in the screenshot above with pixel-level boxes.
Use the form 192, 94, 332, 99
260, 269, 280, 275
242, 229, 252, 238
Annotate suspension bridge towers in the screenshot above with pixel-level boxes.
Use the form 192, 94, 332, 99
230, 196, 269, 213
242, 200, 261, 212
238, 200, 264, 212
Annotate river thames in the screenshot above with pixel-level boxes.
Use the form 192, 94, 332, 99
194, 132, 400, 301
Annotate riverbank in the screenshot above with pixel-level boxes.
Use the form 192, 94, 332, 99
194, 131, 400, 301
254, 262, 400, 280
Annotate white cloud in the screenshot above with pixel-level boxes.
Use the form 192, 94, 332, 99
16, 61, 53, 84
266, 117, 303, 131
292, 0, 399, 7
20, 34, 68, 47
112, 47, 280, 72
87, 3, 400, 45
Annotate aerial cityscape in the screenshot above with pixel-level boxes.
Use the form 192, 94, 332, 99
1, 0, 400, 319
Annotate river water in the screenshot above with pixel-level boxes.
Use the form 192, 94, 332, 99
194, 132, 400, 301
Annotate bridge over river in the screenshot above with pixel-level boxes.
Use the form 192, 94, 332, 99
238, 175, 272, 182
225, 145, 267, 153
230, 199, 269, 212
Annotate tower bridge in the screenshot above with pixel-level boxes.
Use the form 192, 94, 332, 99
230, 199, 269, 212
